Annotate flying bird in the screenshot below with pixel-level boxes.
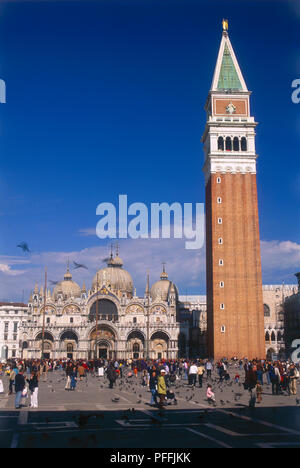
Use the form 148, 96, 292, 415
17, 242, 31, 253
49, 280, 60, 286
73, 261, 88, 270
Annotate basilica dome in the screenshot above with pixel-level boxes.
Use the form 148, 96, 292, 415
92, 255, 133, 297
53, 266, 81, 300
150, 267, 179, 302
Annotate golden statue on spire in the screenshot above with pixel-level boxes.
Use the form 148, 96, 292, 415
222, 19, 229, 32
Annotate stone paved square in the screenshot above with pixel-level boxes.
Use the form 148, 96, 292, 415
1, 368, 300, 448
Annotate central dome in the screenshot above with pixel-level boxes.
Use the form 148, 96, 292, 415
92, 254, 133, 297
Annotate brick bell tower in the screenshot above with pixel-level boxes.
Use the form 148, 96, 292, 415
203, 20, 265, 360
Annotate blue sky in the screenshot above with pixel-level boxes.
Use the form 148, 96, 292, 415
0, 0, 299, 301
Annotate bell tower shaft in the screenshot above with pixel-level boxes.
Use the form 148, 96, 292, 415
203, 25, 265, 360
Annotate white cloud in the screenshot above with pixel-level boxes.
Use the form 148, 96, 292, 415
0, 238, 206, 301
0, 238, 298, 302
261, 240, 300, 284
0, 256, 29, 279
78, 228, 96, 237
0, 263, 26, 276
261, 240, 300, 268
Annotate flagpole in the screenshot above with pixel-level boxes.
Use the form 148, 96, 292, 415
146, 272, 150, 360
94, 273, 99, 360
41, 267, 47, 359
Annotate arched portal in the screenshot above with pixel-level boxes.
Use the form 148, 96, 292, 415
89, 325, 116, 360
150, 331, 170, 360
60, 331, 79, 359
127, 330, 145, 359
35, 332, 54, 359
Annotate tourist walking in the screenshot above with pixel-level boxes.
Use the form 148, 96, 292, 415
256, 362, 264, 385
149, 371, 158, 407
78, 363, 85, 381
206, 361, 213, 380
28, 371, 39, 408
107, 364, 117, 389
9, 368, 16, 395
189, 362, 198, 387
65, 363, 73, 391
256, 381, 263, 404
157, 369, 167, 409
269, 364, 281, 395
288, 364, 298, 395
197, 361, 205, 388
15, 370, 25, 409
41, 361, 48, 382
70, 367, 78, 391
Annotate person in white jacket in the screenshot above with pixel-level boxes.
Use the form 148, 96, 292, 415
189, 363, 198, 387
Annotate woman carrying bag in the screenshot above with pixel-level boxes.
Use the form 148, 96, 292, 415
28, 371, 39, 409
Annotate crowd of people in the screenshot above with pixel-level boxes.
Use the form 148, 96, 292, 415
0, 357, 299, 410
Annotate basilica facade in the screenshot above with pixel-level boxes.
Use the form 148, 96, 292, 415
19, 254, 189, 361
3, 263, 298, 361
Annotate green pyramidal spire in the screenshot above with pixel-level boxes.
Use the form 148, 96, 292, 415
217, 44, 243, 91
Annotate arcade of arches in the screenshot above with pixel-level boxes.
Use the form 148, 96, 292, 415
23, 324, 181, 360
89, 327, 174, 360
